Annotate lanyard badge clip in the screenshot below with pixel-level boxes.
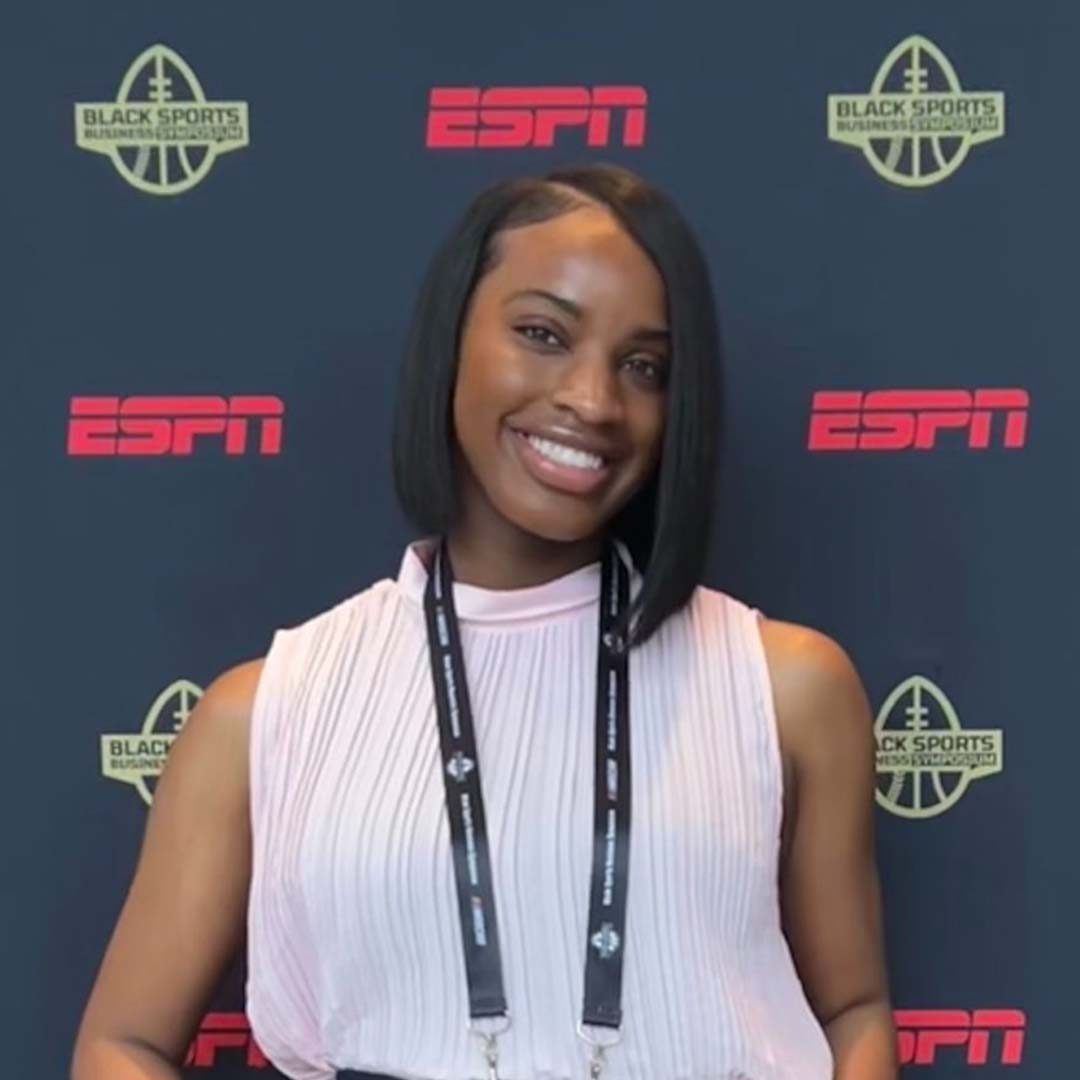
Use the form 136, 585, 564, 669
469, 1014, 511, 1080
577, 1021, 622, 1080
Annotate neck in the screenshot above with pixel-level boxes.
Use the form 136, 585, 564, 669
444, 520, 606, 590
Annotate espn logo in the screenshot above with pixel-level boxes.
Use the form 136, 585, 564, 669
67, 395, 284, 457
185, 1012, 268, 1069
184, 1007, 1027, 1069
896, 1009, 1026, 1066
426, 86, 647, 148
808, 389, 1029, 451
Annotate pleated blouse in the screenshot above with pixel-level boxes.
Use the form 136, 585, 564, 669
245, 538, 834, 1080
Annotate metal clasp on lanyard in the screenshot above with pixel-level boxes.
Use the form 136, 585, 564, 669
468, 1014, 511, 1080
577, 1021, 622, 1080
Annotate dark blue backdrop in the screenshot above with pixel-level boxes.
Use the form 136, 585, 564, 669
6, 2, 1075, 1076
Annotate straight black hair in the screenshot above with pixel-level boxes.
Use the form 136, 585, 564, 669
391, 162, 723, 648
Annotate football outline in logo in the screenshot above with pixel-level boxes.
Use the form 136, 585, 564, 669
827, 35, 1005, 187
75, 44, 249, 196
874, 675, 1003, 819
100, 679, 203, 806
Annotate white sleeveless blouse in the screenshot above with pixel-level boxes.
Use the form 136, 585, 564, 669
245, 539, 834, 1079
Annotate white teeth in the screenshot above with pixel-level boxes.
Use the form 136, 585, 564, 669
525, 433, 605, 471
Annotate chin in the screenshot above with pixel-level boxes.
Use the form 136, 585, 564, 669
498, 498, 615, 547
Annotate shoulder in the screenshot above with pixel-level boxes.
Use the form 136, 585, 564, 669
756, 616, 874, 775
203, 657, 266, 711
158, 658, 265, 809
264, 577, 401, 667
757, 617, 862, 703
165, 580, 401, 794
678, 588, 870, 743
282, 577, 399, 638
186, 658, 266, 743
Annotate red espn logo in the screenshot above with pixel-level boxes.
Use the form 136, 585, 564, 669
184, 1008, 1027, 1069
426, 86, 647, 148
185, 1013, 268, 1069
896, 1009, 1026, 1066
808, 389, 1029, 451
67, 395, 284, 457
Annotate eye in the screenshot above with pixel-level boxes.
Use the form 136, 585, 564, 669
515, 324, 565, 349
623, 355, 668, 387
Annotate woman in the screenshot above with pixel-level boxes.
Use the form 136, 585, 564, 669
71, 163, 896, 1079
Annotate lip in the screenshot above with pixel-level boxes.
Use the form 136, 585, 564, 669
506, 425, 614, 496
508, 423, 618, 460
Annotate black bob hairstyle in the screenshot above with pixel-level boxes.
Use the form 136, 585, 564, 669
391, 161, 723, 649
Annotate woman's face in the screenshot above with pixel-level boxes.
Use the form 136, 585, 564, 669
452, 203, 670, 547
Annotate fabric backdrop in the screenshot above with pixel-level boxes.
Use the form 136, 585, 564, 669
6, 1, 1075, 1076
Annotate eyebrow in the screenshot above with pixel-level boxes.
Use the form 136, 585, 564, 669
504, 288, 671, 343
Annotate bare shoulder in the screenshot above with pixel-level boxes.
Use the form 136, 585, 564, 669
150, 652, 267, 812
195, 658, 265, 730
756, 616, 873, 769
156, 657, 266, 813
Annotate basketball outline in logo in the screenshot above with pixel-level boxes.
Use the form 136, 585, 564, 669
75, 44, 249, 196
827, 35, 1005, 187
875, 675, 1003, 819
100, 679, 203, 806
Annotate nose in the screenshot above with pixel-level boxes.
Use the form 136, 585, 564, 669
549, 352, 624, 425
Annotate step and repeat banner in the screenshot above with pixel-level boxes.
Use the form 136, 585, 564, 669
7, 2, 1075, 1077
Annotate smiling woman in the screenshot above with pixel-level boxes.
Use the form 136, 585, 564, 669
70, 163, 896, 1080
450, 196, 671, 586
394, 165, 720, 637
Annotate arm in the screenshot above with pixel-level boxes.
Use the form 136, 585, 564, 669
759, 619, 897, 1080
70, 659, 264, 1080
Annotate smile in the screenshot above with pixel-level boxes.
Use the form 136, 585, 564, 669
525, 433, 605, 471
507, 426, 614, 496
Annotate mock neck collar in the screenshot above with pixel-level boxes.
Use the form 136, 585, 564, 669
396, 536, 638, 624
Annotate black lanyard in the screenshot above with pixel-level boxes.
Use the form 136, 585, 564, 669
422, 537, 632, 1069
